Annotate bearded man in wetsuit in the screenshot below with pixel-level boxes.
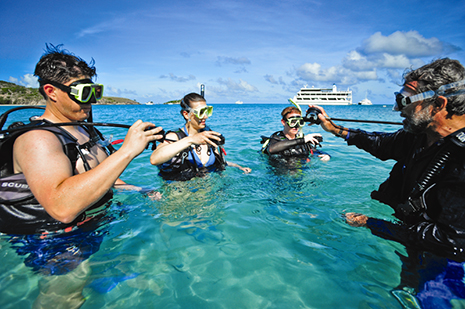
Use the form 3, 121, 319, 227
312, 58, 465, 307
1, 44, 163, 308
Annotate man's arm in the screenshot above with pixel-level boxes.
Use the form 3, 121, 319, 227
310, 104, 411, 161
14, 120, 161, 223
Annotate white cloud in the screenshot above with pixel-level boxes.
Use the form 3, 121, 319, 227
9, 74, 39, 88
77, 18, 126, 38
295, 60, 379, 86
159, 73, 196, 82
353, 70, 378, 81
264, 74, 278, 84
296, 63, 346, 83
343, 50, 411, 71
216, 56, 251, 66
379, 53, 411, 68
234, 67, 248, 74
210, 78, 258, 95
359, 31, 460, 58
105, 86, 137, 97
342, 51, 377, 71
294, 30, 461, 87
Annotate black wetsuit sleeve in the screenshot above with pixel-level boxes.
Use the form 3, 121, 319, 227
267, 137, 305, 154
365, 217, 462, 260
347, 129, 414, 161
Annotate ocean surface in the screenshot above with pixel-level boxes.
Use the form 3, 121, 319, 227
0, 103, 409, 308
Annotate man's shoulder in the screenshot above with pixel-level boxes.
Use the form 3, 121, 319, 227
16, 127, 62, 140
14, 128, 66, 151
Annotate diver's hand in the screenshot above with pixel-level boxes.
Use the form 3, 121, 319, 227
318, 154, 331, 161
240, 167, 252, 174
304, 133, 322, 145
120, 120, 163, 158
189, 130, 222, 147
345, 212, 368, 227
307, 105, 337, 133
148, 190, 163, 201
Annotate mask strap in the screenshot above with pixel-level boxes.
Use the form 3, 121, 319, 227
438, 79, 465, 97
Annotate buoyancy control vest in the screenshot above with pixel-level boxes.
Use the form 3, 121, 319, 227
0, 116, 114, 235
158, 128, 226, 181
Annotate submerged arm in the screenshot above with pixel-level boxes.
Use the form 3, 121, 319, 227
226, 161, 251, 173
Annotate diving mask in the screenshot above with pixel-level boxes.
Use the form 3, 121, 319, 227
286, 116, 305, 128
394, 79, 465, 111
188, 105, 213, 119
42, 79, 104, 103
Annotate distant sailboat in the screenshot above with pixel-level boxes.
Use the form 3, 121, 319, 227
358, 92, 372, 105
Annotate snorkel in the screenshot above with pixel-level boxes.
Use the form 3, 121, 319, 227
287, 99, 305, 138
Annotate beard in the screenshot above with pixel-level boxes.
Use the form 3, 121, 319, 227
403, 106, 433, 134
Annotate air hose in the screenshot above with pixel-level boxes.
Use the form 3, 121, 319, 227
404, 130, 465, 215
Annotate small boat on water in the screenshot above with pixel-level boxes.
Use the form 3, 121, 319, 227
357, 98, 372, 105
291, 84, 352, 105
235, 100, 243, 104
357, 92, 372, 105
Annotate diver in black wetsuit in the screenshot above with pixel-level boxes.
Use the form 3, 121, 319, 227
262, 106, 330, 161
312, 58, 465, 307
150, 92, 251, 181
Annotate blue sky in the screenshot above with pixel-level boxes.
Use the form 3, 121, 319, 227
1, 0, 464, 104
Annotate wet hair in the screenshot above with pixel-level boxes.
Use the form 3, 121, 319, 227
180, 92, 206, 117
403, 58, 465, 115
281, 106, 301, 120
34, 44, 97, 99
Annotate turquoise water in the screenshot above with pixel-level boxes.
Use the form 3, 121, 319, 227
0, 104, 408, 308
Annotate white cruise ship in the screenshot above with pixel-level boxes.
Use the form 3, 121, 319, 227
292, 84, 352, 105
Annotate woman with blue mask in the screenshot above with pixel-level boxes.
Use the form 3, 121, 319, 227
150, 93, 251, 181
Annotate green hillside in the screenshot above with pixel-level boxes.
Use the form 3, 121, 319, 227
0, 80, 139, 105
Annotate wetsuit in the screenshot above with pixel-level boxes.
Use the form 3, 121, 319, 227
262, 131, 326, 158
158, 126, 226, 181
345, 128, 465, 261
0, 121, 113, 235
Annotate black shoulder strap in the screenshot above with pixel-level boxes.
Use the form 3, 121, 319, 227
79, 125, 116, 155
0, 119, 79, 177
176, 128, 188, 139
